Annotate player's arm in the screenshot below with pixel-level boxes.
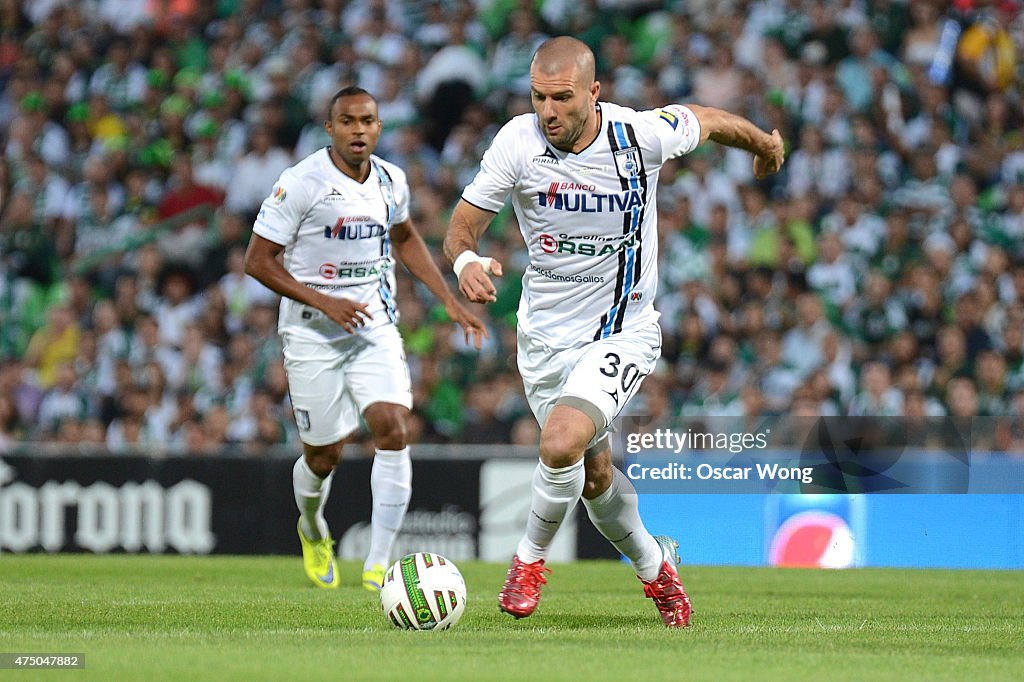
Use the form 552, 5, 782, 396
683, 104, 785, 179
243, 233, 372, 333
390, 218, 488, 349
443, 199, 504, 304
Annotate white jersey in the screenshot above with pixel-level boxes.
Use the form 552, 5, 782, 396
253, 148, 409, 342
463, 101, 701, 348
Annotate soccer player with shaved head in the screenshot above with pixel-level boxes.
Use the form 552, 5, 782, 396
445, 37, 784, 627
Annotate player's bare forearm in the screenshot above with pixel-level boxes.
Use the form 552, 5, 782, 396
443, 200, 504, 304
391, 220, 457, 304
244, 234, 325, 308
244, 233, 371, 332
442, 200, 494, 264
685, 104, 771, 153
685, 104, 785, 177
392, 219, 489, 348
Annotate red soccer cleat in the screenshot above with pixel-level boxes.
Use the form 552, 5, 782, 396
640, 536, 692, 628
498, 555, 551, 618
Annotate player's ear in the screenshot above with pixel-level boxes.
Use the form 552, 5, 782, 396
590, 80, 600, 102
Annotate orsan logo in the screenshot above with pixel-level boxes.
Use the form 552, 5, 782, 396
538, 232, 638, 256
537, 184, 643, 213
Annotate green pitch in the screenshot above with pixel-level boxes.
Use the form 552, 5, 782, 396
1, 556, 1021, 682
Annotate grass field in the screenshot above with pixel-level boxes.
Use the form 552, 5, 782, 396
0, 556, 1021, 682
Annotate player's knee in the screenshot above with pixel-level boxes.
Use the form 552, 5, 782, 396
372, 415, 408, 451
365, 403, 410, 451
304, 445, 341, 477
539, 428, 586, 468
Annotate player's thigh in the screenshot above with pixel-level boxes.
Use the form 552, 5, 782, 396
345, 324, 414, 415
516, 329, 574, 429
561, 323, 661, 437
282, 335, 360, 446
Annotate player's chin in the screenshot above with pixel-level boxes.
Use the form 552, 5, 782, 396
542, 131, 564, 147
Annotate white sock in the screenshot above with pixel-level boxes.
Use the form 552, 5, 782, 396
293, 455, 334, 541
365, 447, 412, 570
516, 459, 586, 563
583, 467, 663, 581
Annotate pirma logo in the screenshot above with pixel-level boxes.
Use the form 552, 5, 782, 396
532, 147, 559, 166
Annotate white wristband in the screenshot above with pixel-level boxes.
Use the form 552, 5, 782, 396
453, 250, 493, 279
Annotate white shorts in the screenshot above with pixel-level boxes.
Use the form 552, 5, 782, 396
517, 322, 661, 451
282, 323, 413, 446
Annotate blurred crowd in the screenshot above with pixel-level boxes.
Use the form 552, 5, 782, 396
1, 0, 1023, 454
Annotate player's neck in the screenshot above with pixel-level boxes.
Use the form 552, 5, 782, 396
327, 146, 371, 182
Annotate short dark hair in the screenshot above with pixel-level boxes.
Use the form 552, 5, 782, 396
327, 86, 375, 119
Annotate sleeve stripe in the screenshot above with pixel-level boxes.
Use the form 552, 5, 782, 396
460, 197, 500, 214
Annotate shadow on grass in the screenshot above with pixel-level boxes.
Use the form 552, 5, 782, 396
473, 611, 668, 631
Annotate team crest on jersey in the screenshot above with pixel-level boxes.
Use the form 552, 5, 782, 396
271, 185, 287, 204
294, 408, 311, 432
613, 147, 641, 180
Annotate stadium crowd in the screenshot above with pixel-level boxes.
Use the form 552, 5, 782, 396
1, 0, 1023, 454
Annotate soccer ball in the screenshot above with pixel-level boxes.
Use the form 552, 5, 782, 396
380, 552, 467, 631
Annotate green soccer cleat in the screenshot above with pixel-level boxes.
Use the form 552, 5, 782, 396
297, 519, 339, 589
361, 564, 386, 592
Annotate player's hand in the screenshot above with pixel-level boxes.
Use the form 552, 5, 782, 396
458, 259, 503, 304
321, 297, 373, 333
753, 129, 785, 179
444, 299, 490, 350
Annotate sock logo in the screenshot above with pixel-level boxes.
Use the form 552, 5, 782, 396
531, 510, 558, 524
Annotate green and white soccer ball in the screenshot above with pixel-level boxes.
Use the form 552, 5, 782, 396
380, 552, 467, 630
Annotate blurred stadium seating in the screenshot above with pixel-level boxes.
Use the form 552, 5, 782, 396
1, 0, 1023, 454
